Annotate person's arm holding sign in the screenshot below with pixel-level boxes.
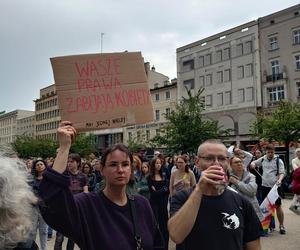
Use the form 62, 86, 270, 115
39, 122, 82, 244
53, 121, 76, 173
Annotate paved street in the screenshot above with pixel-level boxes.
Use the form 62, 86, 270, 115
41, 198, 300, 250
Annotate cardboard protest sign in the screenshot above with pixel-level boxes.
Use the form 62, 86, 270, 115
51, 52, 154, 131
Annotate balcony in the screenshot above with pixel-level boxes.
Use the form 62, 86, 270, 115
266, 73, 283, 82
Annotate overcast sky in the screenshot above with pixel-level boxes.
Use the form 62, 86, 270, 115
1, 0, 299, 112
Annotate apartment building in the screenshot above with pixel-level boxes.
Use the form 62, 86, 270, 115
34, 84, 61, 140
258, 4, 300, 110
0, 110, 35, 144
123, 63, 177, 145
16, 114, 35, 137
177, 21, 261, 145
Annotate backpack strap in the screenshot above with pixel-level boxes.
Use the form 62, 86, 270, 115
128, 195, 143, 250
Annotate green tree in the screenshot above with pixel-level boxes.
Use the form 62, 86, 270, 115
251, 100, 300, 168
151, 87, 230, 154
12, 133, 97, 159
12, 136, 58, 159
70, 133, 97, 158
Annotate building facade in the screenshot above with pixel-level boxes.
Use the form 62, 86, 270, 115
123, 63, 177, 145
177, 21, 261, 146
35, 84, 61, 140
258, 4, 300, 110
0, 110, 35, 144
17, 114, 35, 138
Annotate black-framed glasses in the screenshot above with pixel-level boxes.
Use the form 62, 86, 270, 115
198, 155, 228, 163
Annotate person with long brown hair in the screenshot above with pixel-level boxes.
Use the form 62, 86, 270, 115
147, 157, 169, 250
169, 155, 196, 197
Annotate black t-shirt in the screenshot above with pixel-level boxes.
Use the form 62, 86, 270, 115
170, 188, 261, 250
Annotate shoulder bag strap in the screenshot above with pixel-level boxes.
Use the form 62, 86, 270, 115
128, 195, 143, 250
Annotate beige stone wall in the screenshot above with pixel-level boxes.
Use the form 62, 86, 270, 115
259, 4, 300, 107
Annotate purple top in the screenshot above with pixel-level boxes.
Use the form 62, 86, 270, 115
39, 167, 160, 250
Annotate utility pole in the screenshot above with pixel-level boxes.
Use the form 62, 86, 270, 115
101, 32, 104, 53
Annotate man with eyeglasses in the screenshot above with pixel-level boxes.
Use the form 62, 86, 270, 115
168, 139, 261, 250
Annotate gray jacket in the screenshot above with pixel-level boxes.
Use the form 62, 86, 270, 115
252, 155, 285, 187
230, 170, 264, 221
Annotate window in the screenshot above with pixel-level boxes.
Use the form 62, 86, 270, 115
271, 60, 280, 77
199, 56, 204, 67
199, 76, 205, 87
146, 130, 150, 140
224, 69, 231, 82
137, 131, 141, 141
166, 108, 171, 118
205, 74, 212, 86
217, 71, 223, 83
225, 91, 231, 105
155, 110, 160, 121
216, 50, 222, 62
268, 86, 284, 102
238, 89, 245, 103
245, 63, 253, 77
269, 36, 278, 50
156, 129, 160, 136
244, 41, 252, 54
183, 79, 195, 90
297, 82, 300, 97
296, 55, 300, 70
204, 54, 212, 66
165, 91, 170, 100
223, 48, 230, 60
182, 59, 194, 71
155, 93, 159, 101
293, 29, 300, 44
154, 83, 159, 88
245, 87, 254, 101
217, 93, 223, 106
236, 44, 243, 56
205, 95, 212, 107
237, 66, 244, 79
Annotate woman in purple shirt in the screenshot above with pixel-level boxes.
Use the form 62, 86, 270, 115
39, 121, 163, 250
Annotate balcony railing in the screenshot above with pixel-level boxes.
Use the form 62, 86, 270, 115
266, 73, 283, 82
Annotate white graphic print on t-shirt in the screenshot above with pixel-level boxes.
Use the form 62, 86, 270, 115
221, 213, 240, 229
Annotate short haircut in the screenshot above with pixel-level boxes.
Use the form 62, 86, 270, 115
295, 148, 300, 154
197, 139, 225, 156
68, 153, 81, 165
265, 145, 275, 151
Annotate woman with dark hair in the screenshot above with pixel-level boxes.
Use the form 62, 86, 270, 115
39, 121, 163, 250
82, 161, 96, 192
169, 155, 196, 197
147, 157, 169, 250
31, 159, 48, 250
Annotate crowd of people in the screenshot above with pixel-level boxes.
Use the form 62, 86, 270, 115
1, 121, 300, 250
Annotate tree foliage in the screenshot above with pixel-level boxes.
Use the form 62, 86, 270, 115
12, 136, 58, 159
70, 133, 97, 158
251, 100, 300, 165
12, 133, 97, 159
151, 87, 230, 154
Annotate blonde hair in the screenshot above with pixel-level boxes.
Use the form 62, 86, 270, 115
0, 152, 37, 249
